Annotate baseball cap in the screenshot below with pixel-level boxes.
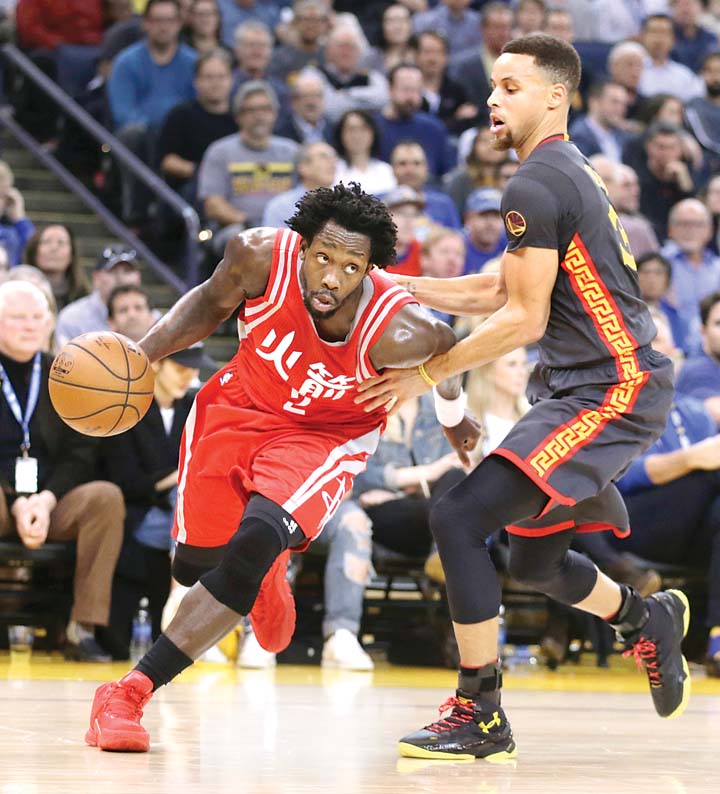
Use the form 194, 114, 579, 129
95, 245, 140, 271
465, 188, 502, 215
383, 185, 426, 210
166, 342, 217, 371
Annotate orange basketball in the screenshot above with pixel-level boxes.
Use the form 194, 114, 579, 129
48, 331, 155, 437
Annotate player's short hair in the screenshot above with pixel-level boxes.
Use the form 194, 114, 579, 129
700, 290, 720, 326
287, 182, 398, 269
501, 33, 581, 98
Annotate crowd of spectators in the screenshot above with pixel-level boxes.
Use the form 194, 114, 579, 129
1, 0, 720, 673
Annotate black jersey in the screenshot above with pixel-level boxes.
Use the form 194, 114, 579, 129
501, 134, 656, 370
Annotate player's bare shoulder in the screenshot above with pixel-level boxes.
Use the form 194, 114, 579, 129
369, 303, 456, 370
217, 227, 277, 301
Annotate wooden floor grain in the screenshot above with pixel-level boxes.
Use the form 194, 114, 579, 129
2, 657, 719, 794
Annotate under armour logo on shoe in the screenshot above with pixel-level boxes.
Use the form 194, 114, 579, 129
478, 711, 501, 734
283, 517, 298, 534
220, 371, 234, 386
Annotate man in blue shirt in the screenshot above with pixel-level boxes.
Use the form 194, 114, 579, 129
107, 0, 197, 223
412, 0, 482, 56
216, 0, 281, 49
676, 290, 720, 427
461, 187, 506, 275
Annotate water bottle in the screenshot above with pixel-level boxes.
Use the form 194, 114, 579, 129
130, 597, 152, 663
497, 605, 507, 662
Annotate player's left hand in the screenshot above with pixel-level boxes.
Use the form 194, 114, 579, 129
443, 414, 483, 468
355, 366, 431, 412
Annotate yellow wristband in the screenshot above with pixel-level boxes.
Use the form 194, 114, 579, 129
418, 362, 438, 387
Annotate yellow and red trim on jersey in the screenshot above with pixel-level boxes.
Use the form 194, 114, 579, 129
494, 233, 650, 504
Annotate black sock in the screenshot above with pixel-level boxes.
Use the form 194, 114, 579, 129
458, 662, 502, 705
608, 584, 649, 636
135, 634, 193, 691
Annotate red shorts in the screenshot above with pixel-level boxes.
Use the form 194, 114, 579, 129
172, 361, 381, 548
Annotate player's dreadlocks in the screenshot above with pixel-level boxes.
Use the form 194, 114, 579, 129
287, 182, 398, 269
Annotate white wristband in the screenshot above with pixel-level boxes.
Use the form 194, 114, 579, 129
433, 388, 466, 428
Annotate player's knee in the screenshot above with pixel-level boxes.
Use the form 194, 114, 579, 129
201, 516, 284, 614
507, 549, 554, 589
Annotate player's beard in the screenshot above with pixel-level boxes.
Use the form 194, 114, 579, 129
491, 127, 514, 152
303, 290, 343, 320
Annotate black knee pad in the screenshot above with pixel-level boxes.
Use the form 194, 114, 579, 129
200, 495, 307, 614
508, 547, 598, 605
172, 543, 225, 587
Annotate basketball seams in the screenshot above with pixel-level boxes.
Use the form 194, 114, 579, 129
109, 332, 133, 435
48, 377, 153, 396
66, 336, 149, 382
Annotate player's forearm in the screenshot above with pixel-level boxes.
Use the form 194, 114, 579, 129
139, 282, 232, 363
400, 273, 506, 316
425, 303, 543, 383
644, 449, 693, 485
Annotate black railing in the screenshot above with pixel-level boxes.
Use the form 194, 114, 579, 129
0, 43, 202, 293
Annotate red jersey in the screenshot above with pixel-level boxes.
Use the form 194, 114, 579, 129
235, 228, 417, 433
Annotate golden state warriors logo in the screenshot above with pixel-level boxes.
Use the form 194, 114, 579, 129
505, 210, 526, 237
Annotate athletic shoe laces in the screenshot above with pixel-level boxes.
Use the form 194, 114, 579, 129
105, 682, 150, 721
425, 696, 476, 734
624, 639, 661, 687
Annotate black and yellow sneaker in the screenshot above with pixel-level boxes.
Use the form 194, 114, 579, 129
622, 589, 691, 719
398, 690, 517, 762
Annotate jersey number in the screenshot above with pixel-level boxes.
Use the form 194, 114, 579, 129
584, 164, 637, 272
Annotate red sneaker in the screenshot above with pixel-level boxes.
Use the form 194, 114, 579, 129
249, 549, 296, 653
85, 670, 153, 752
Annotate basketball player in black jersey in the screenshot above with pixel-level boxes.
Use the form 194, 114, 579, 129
356, 33, 689, 761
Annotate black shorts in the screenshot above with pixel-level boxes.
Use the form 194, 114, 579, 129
492, 346, 673, 515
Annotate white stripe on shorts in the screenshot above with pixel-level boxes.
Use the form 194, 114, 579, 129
175, 395, 199, 544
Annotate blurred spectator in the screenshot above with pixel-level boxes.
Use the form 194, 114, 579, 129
97, 6, 144, 80
216, 0, 281, 49
662, 198, 720, 350
231, 20, 288, 111
636, 251, 691, 355
23, 224, 87, 312
383, 185, 424, 276
461, 187, 506, 275
675, 290, 720, 423
515, 0, 546, 36
16, 0, 102, 49
0, 245, 8, 275
261, 142, 338, 228
305, 24, 389, 125
705, 173, 720, 255
569, 80, 630, 162
197, 81, 298, 252
332, 0, 426, 49
545, 7, 574, 42
107, 284, 156, 342
446, 127, 508, 215
274, 72, 332, 144
390, 140, 460, 231
419, 227, 465, 325
590, 156, 659, 258
412, 30, 479, 136
333, 109, 397, 195
448, 2, 513, 114
496, 158, 519, 190
614, 309, 720, 678
412, 0, 481, 55
637, 121, 697, 241
0, 160, 34, 267
466, 347, 530, 458
366, 4, 415, 74
671, 0, 719, 71
268, 0, 330, 82
352, 392, 466, 576
1, 264, 58, 353
376, 64, 454, 178
608, 40, 648, 122
107, 0, 197, 224
97, 343, 211, 660
701, 0, 720, 35
685, 51, 720, 178
157, 48, 235, 202
591, 0, 647, 43
0, 280, 124, 662
55, 246, 142, 346
183, 0, 224, 55
639, 14, 705, 100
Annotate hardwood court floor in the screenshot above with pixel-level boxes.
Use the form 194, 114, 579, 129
2, 655, 720, 794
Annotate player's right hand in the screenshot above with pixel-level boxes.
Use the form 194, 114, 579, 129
442, 414, 483, 468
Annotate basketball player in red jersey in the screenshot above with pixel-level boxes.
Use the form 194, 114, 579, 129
84, 182, 479, 752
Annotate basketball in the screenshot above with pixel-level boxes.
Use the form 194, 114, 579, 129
48, 331, 155, 437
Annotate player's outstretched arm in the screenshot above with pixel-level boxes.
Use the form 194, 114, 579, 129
139, 228, 275, 363
359, 245, 557, 406
388, 272, 507, 316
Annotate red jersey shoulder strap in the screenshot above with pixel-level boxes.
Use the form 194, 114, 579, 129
355, 270, 418, 381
